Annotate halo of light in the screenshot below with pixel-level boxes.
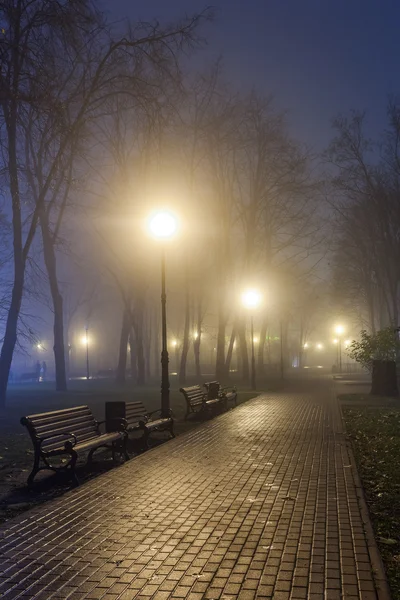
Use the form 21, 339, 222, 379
241, 289, 261, 310
148, 211, 177, 239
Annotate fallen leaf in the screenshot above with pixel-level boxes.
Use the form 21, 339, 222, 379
377, 537, 398, 546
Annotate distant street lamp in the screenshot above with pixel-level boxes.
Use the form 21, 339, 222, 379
149, 210, 178, 417
302, 342, 309, 368
242, 289, 261, 390
81, 327, 90, 379
334, 325, 345, 373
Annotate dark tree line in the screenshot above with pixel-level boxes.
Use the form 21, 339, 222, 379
0, 0, 211, 406
328, 104, 400, 332
0, 2, 328, 404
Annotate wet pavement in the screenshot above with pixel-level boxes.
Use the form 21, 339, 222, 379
0, 382, 390, 599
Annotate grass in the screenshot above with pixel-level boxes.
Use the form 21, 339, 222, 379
0, 377, 265, 523
342, 405, 400, 599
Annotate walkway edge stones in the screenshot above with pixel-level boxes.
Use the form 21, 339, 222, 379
339, 403, 392, 600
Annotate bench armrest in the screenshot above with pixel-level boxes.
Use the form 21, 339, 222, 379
39, 431, 77, 447
221, 386, 237, 394
148, 408, 173, 418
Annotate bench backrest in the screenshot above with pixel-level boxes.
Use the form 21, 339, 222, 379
21, 405, 98, 453
179, 385, 205, 408
105, 401, 148, 432
204, 381, 221, 400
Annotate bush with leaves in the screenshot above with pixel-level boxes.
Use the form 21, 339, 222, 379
347, 327, 400, 373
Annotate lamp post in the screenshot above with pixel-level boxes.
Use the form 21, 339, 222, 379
303, 342, 309, 368
242, 289, 261, 390
334, 325, 345, 373
81, 327, 89, 379
333, 339, 339, 368
149, 211, 177, 418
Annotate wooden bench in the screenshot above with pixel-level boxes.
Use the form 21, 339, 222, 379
179, 385, 226, 420
105, 401, 174, 448
20, 405, 127, 487
204, 381, 238, 407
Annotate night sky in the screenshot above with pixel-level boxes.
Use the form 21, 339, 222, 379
104, 0, 400, 150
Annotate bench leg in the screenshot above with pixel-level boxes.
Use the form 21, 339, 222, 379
169, 420, 175, 438
69, 451, 79, 486
27, 454, 40, 488
120, 436, 129, 461
87, 448, 96, 464
142, 429, 150, 449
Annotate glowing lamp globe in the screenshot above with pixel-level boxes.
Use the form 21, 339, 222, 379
242, 289, 261, 310
149, 211, 177, 239
335, 324, 345, 336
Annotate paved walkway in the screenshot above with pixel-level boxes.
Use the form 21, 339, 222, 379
0, 383, 389, 599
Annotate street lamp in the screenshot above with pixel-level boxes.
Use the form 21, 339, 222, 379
334, 325, 345, 373
242, 289, 261, 390
149, 210, 178, 418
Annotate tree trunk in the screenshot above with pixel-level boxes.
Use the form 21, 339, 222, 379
257, 318, 268, 373
133, 316, 146, 386
193, 336, 201, 379
129, 330, 138, 383
179, 283, 190, 385
0, 102, 30, 407
238, 318, 249, 383
193, 300, 203, 379
215, 297, 226, 380
224, 326, 236, 376
145, 314, 151, 381
41, 215, 67, 391
0, 274, 24, 407
298, 320, 304, 369
115, 309, 130, 384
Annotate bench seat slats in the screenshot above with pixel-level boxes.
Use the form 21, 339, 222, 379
37, 420, 97, 441
32, 415, 97, 435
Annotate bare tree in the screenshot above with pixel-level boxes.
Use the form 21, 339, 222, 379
0, 0, 212, 404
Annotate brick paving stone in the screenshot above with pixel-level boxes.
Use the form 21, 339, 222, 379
0, 384, 389, 599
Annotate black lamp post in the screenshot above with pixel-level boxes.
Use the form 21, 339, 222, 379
242, 289, 261, 391
84, 326, 89, 380
334, 325, 345, 373
160, 248, 170, 417
149, 211, 177, 418
250, 314, 256, 390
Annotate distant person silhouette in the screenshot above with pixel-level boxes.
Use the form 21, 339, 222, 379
41, 361, 47, 381
35, 360, 41, 382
